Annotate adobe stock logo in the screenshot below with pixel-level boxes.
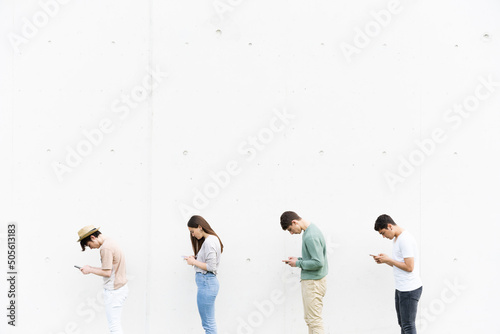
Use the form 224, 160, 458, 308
178, 108, 295, 220
8, 0, 73, 54
213, 0, 246, 19
385, 75, 499, 191
340, 0, 403, 63
227, 290, 285, 334
52, 66, 168, 182
47, 275, 136, 334
417, 277, 467, 332
222, 271, 301, 334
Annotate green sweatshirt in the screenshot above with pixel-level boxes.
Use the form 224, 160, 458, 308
296, 223, 328, 280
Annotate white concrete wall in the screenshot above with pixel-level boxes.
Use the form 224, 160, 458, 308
1, 0, 500, 333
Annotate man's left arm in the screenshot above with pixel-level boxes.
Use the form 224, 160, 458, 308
295, 238, 325, 270
81, 265, 112, 277
375, 254, 414, 272
81, 247, 113, 277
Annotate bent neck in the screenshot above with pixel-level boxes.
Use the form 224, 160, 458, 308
394, 226, 404, 239
96, 235, 106, 248
299, 219, 311, 231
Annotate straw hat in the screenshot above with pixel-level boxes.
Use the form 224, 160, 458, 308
77, 225, 100, 242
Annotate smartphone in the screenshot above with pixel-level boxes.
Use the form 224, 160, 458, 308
74, 265, 81, 269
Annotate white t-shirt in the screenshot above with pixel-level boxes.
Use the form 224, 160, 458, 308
392, 231, 422, 291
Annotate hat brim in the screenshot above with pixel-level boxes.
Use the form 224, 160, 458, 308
77, 227, 100, 242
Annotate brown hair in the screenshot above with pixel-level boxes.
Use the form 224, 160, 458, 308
80, 231, 101, 252
280, 211, 301, 230
187, 215, 224, 255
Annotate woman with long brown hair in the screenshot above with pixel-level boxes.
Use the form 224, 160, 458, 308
185, 215, 224, 334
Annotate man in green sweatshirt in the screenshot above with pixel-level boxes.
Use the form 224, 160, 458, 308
281, 211, 328, 334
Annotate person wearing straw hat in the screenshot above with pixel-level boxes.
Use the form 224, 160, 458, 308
77, 225, 128, 334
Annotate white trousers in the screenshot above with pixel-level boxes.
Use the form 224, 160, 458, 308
103, 284, 129, 334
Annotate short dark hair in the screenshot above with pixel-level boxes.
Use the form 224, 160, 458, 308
374, 214, 396, 231
280, 211, 301, 230
80, 230, 101, 251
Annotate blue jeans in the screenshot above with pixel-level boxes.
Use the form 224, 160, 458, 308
395, 286, 423, 334
195, 272, 219, 334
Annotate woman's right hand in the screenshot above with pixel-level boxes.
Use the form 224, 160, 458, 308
185, 255, 196, 266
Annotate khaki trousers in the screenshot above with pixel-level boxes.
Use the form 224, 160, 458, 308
301, 276, 327, 334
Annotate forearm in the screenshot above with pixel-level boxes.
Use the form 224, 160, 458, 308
388, 259, 412, 272
192, 260, 208, 271
89, 266, 112, 277
296, 258, 323, 270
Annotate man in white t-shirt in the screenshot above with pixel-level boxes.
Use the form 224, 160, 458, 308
372, 214, 423, 334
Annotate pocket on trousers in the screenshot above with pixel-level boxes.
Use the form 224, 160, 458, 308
207, 277, 219, 295
103, 289, 111, 305
410, 287, 422, 301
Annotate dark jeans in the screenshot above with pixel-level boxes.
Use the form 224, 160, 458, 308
395, 286, 423, 334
